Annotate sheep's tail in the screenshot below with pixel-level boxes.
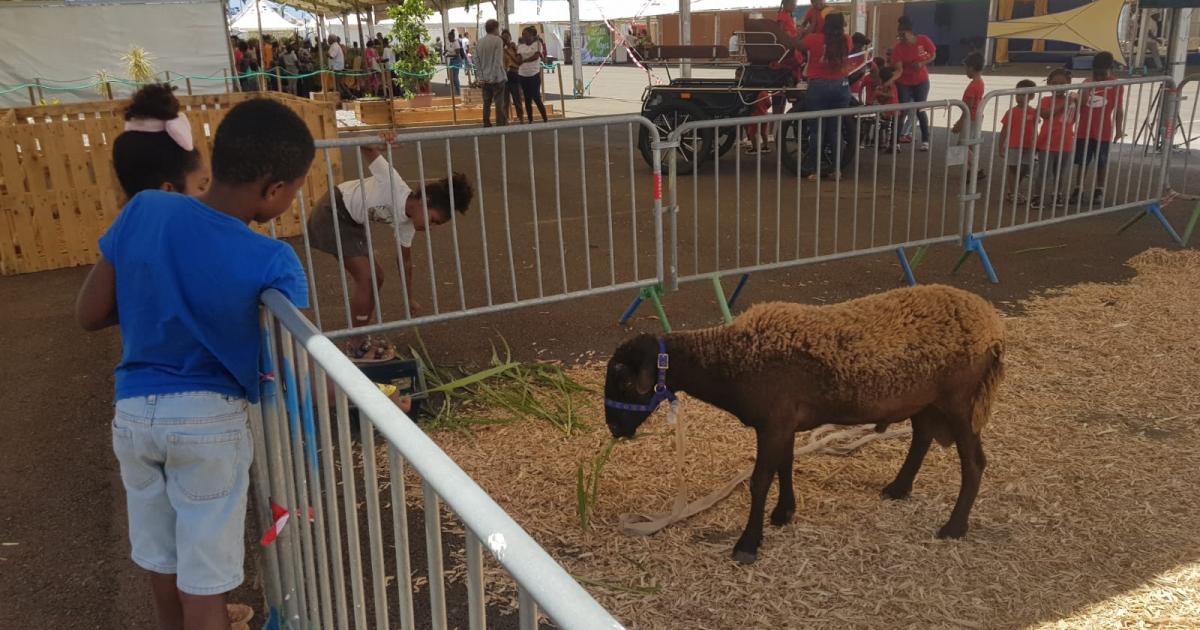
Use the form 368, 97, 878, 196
970, 340, 1005, 435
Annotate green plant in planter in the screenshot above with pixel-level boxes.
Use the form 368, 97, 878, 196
387, 0, 436, 99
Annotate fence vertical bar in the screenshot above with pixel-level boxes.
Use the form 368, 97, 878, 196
627, 123, 640, 280
519, 586, 538, 630
471, 137, 494, 306
465, 530, 487, 630
443, 138, 468, 310
313, 365, 350, 630
604, 125, 616, 285
296, 348, 335, 630
388, 444, 417, 630
296, 189, 323, 330
323, 148, 354, 328
423, 481, 449, 630
499, 135, 520, 301
384, 143, 414, 320
553, 130, 569, 292
335, 388, 369, 630
358, 414, 390, 630
279, 330, 321, 625
266, 319, 309, 627
352, 148, 385, 326
579, 127, 593, 289
527, 133, 545, 298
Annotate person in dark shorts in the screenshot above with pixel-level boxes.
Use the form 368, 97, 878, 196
307, 138, 473, 360
1070, 51, 1124, 206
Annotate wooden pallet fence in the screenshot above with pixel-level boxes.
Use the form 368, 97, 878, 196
1, 92, 339, 275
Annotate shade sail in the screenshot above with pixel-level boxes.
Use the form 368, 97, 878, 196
986, 0, 1127, 64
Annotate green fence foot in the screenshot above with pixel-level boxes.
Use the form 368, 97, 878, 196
1182, 202, 1200, 247
710, 276, 734, 324
644, 285, 671, 333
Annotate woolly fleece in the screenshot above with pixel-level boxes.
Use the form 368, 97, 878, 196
678, 284, 1005, 426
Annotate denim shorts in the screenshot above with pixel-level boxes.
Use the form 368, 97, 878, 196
112, 392, 252, 595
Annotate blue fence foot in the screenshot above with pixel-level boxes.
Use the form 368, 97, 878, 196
618, 294, 644, 326
896, 247, 917, 286
726, 273, 751, 310
264, 607, 280, 630
952, 234, 999, 284
1119, 202, 1186, 247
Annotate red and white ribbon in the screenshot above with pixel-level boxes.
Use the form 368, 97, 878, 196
260, 502, 290, 546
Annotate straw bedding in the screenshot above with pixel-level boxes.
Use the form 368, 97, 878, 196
387, 248, 1200, 629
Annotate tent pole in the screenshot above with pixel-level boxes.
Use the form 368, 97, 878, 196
851, 0, 866, 37
983, 0, 997, 68
680, 0, 691, 78
355, 4, 366, 50
318, 15, 328, 94
714, 13, 720, 46
1133, 9, 1150, 73
1165, 8, 1191, 86
870, 3, 878, 53
222, 0, 238, 91
569, 0, 583, 95
255, 0, 267, 91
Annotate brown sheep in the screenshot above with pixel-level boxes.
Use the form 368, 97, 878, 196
604, 285, 1005, 564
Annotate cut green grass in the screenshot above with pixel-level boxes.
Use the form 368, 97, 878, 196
576, 438, 618, 532
410, 331, 592, 435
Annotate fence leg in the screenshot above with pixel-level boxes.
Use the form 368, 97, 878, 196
711, 276, 733, 325
618, 285, 671, 332
618, 294, 644, 326
896, 247, 918, 287
952, 234, 999, 284
726, 273, 751, 311
1117, 201, 1186, 246
1182, 201, 1200, 247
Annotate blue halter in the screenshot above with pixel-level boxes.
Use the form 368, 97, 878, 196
604, 337, 677, 414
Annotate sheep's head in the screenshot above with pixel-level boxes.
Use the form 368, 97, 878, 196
604, 333, 662, 439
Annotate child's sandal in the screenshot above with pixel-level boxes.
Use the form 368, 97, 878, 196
227, 603, 254, 624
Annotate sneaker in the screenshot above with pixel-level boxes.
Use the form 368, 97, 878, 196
1067, 189, 1081, 206
1091, 188, 1105, 206
1052, 195, 1066, 208
899, 134, 913, 144
1030, 197, 1045, 210
919, 142, 930, 152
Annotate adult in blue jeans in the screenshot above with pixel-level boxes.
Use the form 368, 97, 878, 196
798, 12, 854, 179
446, 29, 462, 94
891, 16, 936, 151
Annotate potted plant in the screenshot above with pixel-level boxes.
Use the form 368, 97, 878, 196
388, 0, 437, 107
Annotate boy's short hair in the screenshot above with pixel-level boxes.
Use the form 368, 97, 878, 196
1092, 51, 1114, 76
898, 16, 913, 33
1048, 67, 1072, 82
211, 99, 315, 185
1016, 79, 1036, 89
878, 65, 895, 83
963, 52, 984, 73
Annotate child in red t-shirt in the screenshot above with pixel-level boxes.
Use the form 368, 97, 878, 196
953, 53, 986, 178
865, 65, 900, 151
746, 90, 774, 155
997, 79, 1039, 204
1033, 68, 1078, 209
1070, 51, 1124, 206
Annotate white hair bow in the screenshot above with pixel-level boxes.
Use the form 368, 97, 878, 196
124, 113, 194, 151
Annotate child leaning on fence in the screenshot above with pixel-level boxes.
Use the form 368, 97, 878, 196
998, 79, 1039, 204
1069, 51, 1125, 207
305, 135, 473, 362
75, 98, 314, 630
1033, 68, 1079, 209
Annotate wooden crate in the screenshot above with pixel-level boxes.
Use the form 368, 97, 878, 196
352, 99, 391, 125
391, 103, 561, 128
0, 92, 340, 276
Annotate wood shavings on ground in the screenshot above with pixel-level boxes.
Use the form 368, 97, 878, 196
395, 248, 1200, 629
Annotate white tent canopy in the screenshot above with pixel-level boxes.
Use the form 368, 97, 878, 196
229, 0, 301, 35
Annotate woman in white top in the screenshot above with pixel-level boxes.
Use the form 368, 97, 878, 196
516, 27, 548, 122
307, 138, 474, 360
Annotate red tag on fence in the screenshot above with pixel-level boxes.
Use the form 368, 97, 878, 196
653, 173, 662, 201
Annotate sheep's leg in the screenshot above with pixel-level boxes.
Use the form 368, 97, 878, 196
769, 431, 797, 527
939, 425, 985, 539
882, 413, 934, 500
733, 428, 789, 563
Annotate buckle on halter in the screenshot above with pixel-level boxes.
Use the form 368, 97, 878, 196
657, 353, 669, 370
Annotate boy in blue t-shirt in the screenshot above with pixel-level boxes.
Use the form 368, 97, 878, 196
75, 98, 314, 629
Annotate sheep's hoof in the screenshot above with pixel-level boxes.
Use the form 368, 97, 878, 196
937, 522, 968, 539
769, 508, 794, 527
880, 482, 912, 500
732, 549, 758, 564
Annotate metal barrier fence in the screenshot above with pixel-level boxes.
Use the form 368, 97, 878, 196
1165, 75, 1200, 246
294, 115, 665, 340
252, 289, 621, 629
969, 76, 1177, 240
666, 99, 977, 296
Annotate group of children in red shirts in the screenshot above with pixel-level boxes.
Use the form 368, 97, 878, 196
992, 52, 1124, 208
